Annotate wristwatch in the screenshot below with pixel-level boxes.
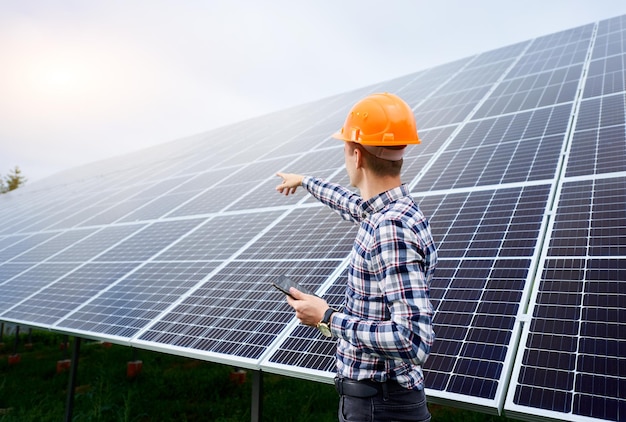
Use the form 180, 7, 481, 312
316, 307, 336, 338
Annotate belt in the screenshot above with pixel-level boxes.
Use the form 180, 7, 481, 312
334, 377, 405, 398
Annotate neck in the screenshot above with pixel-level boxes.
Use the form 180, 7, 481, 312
358, 174, 402, 201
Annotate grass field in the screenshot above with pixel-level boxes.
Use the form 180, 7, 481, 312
0, 330, 517, 421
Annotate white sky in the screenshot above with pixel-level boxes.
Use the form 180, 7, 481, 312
2, 1, 626, 183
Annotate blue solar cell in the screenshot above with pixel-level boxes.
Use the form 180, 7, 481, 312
49, 225, 146, 262
56, 261, 219, 338
0, 263, 83, 312
94, 219, 204, 262
138, 260, 340, 360
0, 232, 60, 262
2, 262, 140, 325
238, 206, 358, 260
0, 263, 34, 285
155, 211, 284, 261
449, 372, 499, 399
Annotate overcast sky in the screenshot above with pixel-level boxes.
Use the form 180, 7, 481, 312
2, 1, 626, 183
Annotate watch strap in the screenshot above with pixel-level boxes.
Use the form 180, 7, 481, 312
322, 307, 336, 324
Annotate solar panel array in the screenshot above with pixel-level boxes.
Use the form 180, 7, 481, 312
1, 14, 625, 421
505, 16, 626, 422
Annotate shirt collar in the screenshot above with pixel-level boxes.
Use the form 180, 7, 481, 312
361, 184, 411, 216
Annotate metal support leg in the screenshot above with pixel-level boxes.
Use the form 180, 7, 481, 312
64, 337, 82, 422
250, 370, 263, 422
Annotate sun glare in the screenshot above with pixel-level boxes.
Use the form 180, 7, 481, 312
28, 58, 90, 98
5, 35, 163, 122
42, 66, 78, 89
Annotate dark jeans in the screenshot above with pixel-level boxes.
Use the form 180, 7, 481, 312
338, 387, 431, 422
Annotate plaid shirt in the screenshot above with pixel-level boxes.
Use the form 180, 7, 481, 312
303, 176, 437, 390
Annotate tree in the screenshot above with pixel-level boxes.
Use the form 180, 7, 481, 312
1, 166, 27, 193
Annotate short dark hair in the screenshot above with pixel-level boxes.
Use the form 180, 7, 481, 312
348, 142, 403, 177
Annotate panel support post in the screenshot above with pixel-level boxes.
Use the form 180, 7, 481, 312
64, 337, 82, 422
250, 369, 263, 422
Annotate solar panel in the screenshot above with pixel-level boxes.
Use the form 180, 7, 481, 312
1, 13, 625, 422
506, 177, 626, 421
2, 262, 141, 325
8, 228, 98, 263
93, 219, 204, 262
0, 232, 61, 262
505, 14, 626, 422
0, 263, 83, 310
49, 225, 147, 262
135, 260, 342, 364
55, 261, 219, 340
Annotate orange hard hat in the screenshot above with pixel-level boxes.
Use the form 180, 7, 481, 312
332, 93, 420, 146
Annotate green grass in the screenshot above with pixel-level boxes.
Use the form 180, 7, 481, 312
0, 331, 518, 421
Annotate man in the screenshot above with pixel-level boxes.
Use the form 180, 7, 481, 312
276, 93, 437, 422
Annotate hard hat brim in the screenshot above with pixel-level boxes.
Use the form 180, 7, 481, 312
332, 129, 420, 146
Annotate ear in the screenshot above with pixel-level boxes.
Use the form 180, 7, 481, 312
353, 146, 364, 169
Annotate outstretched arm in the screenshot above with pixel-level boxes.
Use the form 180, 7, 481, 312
276, 173, 364, 223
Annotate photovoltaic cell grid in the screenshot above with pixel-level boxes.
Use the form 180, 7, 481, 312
506, 14, 626, 422
133, 206, 357, 361
2, 262, 141, 325
508, 177, 626, 422
415, 104, 572, 192
136, 260, 344, 362
154, 211, 285, 262
0, 14, 624, 421
49, 225, 147, 263
55, 261, 220, 340
5, 210, 289, 339
0, 263, 83, 310
567, 93, 626, 177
